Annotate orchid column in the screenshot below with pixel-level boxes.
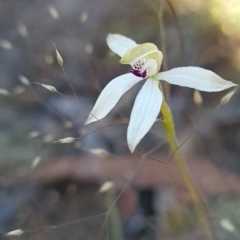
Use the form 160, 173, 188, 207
85, 34, 237, 239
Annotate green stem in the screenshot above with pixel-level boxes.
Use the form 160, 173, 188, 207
158, 0, 170, 103
103, 186, 123, 240
161, 101, 216, 240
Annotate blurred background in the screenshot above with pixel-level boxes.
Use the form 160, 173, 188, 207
0, 0, 240, 239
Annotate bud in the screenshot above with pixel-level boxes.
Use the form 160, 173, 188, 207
0, 39, 12, 50
193, 90, 202, 105
79, 12, 88, 23
84, 43, 93, 54
19, 75, 30, 86
0, 88, 10, 96
52, 44, 63, 66
48, 4, 59, 19
99, 181, 114, 193
28, 131, 39, 138
12, 86, 25, 95
54, 137, 75, 143
17, 23, 28, 37
220, 90, 235, 105
89, 148, 110, 158
219, 218, 235, 232
6, 229, 24, 236
32, 156, 42, 168
35, 82, 58, 92
43, 134, 54, 143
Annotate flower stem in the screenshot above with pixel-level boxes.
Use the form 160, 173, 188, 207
160, 101, 216, 240
103, 185, 123, 240
158, 0, 170, 103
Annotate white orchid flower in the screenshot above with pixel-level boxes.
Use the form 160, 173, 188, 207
85, 34, 236, 152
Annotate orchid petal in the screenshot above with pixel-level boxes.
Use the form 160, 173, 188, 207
127, 78, 162, 152
85, 73, 143, 124
106, 34, 137, 57
157, 67, 237, 92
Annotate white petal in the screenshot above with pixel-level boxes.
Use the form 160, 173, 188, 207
157, 67, 237, 92
107, 34, 137, 57
127, 78, 163, 152
85, 73, 143, 124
